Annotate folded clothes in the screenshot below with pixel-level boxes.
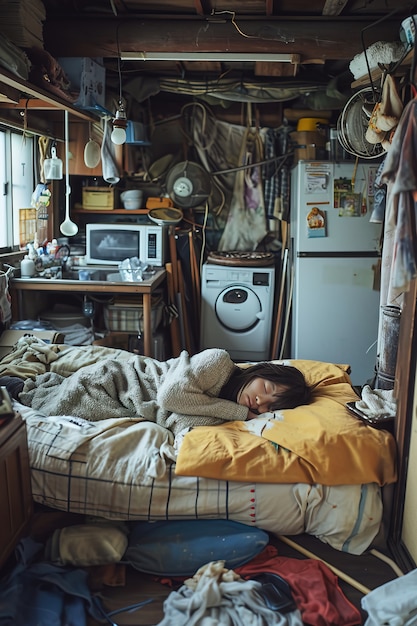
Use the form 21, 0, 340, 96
356, 385, 397, 419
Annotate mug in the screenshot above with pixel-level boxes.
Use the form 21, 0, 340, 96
78, 269, 92, 281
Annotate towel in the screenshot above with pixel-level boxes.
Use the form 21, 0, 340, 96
356, 385, 396, 418
101, 117, 120, 184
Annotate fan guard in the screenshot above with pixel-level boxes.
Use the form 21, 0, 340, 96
337, 87, 386, 160
166, 161, 211, 208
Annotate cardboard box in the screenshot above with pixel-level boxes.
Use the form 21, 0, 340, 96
290, 130, 327, 163
0, 330, 64, 360
58, 57, 106, 109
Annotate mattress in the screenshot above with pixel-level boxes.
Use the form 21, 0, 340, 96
17, 404, 383, 556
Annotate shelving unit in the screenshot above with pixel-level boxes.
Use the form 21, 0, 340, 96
0, 65, 96, 122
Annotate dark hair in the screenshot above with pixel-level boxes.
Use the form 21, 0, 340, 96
219, 362, 312, 411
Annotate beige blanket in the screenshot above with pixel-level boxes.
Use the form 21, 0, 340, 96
1, 337, 244, 434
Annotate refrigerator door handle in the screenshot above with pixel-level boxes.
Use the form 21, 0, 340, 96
297, 251, 380, 258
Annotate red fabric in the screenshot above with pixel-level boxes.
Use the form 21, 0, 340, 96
235, 545, 361, 626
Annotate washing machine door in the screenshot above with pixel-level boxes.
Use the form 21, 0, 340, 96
215, 286, 262, 331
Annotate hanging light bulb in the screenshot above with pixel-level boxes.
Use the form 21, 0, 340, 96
111, 100, 127, 144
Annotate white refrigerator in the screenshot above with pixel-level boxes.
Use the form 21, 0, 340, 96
290, 160, 382, 386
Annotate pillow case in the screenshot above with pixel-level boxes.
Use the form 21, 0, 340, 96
123, 520, 269, 576
176, 359, 397, 486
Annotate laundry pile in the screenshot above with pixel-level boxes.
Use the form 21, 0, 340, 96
156, 560, 303, 626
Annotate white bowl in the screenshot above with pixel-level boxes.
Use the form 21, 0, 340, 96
121, 189, 143, 210
121, 189, 143, 201
123, 199, 141, 210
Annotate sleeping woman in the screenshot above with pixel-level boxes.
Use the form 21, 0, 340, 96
0, 348, 311, 435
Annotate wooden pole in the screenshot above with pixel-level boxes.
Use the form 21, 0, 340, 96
165, 262, 181, 356
278, 535, 372, 595
270, 247, 288, 360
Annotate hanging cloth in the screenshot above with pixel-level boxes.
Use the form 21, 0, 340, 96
101, 117, 121, 184
262, 128, 281, 220
381, 97, 417, 303
0, 266, 13, 331
218, 126, 267, 251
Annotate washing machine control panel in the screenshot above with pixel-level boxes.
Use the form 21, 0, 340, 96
253, 272, 271, 286
211, 269, 271, 286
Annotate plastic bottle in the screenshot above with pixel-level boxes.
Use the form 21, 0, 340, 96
21, 255, 35, 278
27, 243, 37, 261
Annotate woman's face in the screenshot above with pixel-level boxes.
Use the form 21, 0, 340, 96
237, 377, 283, 414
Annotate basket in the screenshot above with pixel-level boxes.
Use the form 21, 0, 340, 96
103, 296, 163, 333
82, 187, 115, 210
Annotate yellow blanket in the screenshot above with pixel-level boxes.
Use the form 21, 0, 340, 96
176, 360, 397, 486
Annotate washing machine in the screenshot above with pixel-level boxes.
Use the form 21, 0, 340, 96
200, 263, 275, 361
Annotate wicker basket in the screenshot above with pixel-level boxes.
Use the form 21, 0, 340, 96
103, 296, 163, 333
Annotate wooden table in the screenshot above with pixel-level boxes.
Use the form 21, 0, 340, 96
10, 268, 166, 357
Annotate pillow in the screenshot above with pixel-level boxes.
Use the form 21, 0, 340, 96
46, 523, 128, 566
124, 520, 269, 576
176, 358, 397, 487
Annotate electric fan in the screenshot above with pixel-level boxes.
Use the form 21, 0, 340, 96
337, 87, 386, 160
165, 161, 212, 208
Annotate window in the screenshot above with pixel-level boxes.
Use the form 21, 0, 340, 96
0, 127, 35, 251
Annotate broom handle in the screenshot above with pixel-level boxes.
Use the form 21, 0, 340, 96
278, 535, 371, 595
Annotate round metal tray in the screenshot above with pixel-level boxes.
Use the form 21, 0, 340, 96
207, 250, 275, 267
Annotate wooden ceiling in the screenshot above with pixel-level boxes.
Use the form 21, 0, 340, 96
41, 0, 414, 83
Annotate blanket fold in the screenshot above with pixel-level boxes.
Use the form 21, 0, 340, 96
5, 337, 247, 435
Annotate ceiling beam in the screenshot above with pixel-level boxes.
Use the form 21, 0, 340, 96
43, 16, 401, 62
322, 0, 349, 16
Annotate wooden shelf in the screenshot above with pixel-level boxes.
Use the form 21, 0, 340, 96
0, 66, 96, 122
73, 208, 150, 215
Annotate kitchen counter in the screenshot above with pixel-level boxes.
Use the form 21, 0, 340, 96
9, 268, 166, 357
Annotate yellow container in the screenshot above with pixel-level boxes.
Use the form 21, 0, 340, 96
297, 117, 329, 132
82, 187, 114, 210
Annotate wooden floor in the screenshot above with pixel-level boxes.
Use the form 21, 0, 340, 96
6, 507, 404, 626
82, 533, 403, 626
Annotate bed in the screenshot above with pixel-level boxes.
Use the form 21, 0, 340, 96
0, 336, 397, 556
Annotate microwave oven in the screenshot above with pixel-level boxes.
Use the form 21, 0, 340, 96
85, 223, 166, 266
